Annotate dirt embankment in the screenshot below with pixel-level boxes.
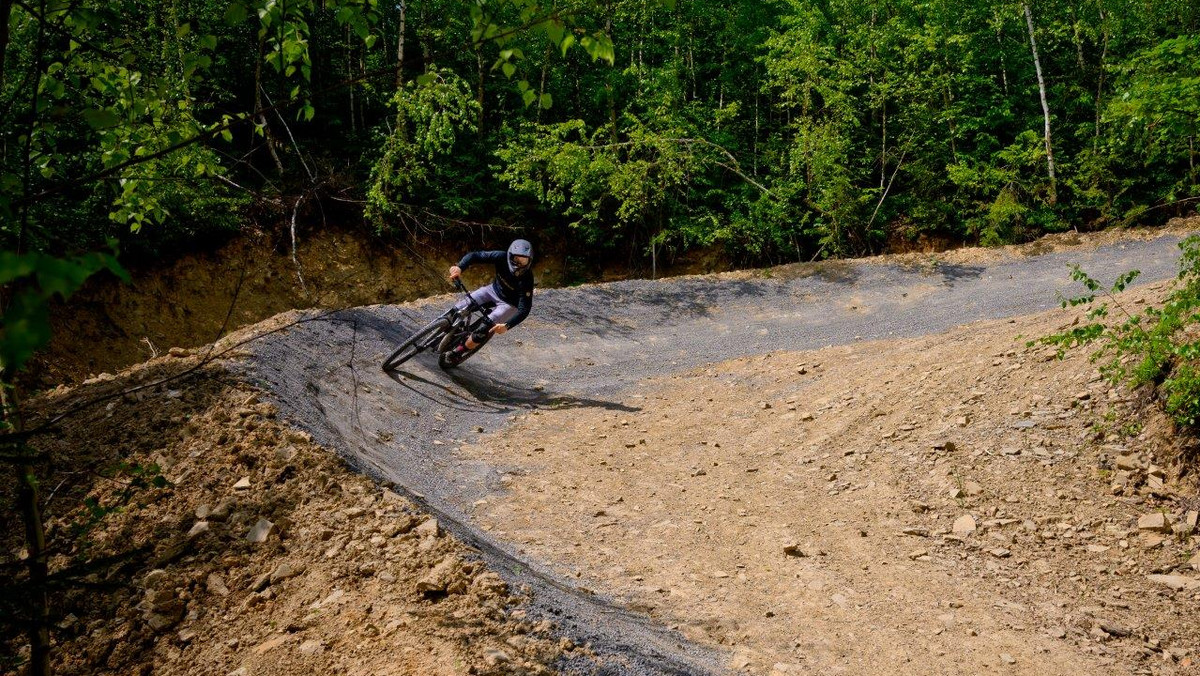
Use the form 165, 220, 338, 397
3, 358, 567, 676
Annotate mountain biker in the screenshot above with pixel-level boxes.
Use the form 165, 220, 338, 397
445, 239, 534, 362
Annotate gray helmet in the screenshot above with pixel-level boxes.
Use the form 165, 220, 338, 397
507, 239, 533, 275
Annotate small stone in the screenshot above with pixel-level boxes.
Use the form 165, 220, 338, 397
1098, 622, 1131, 638
298, 639, 325, 656
1138, 512, 1173, 533
187, 521, 210, 538
416, 557, 460, 594
195, 504, 211, 519
908, 549, 929, 560
270, 562, 304, 584
484, 649, 511, 666
207, 573, 230, 597
952, 514, 977, 536
1000, 653, 1016, 665
415, 517, 440, 538
143, 569, 169, 589
247, 518, 274, 543
990, 548, 1011, 559
1049, 627, 1067, 639
232, 477, 252, 491
901, 527, 929, 537
962, 481, 984, 497
178, 629, 197, 644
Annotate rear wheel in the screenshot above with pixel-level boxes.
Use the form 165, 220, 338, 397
438, 320, 490, 370
382, 317, 450, 371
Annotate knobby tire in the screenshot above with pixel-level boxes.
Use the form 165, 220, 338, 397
382, 317, 449, 371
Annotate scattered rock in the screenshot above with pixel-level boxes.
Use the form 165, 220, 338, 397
232, 477, 252, 491
783, 544, 824, 558
247, 518, 274, 544
206, 573, 230, 597
1138, 512, 1173, 533
270, 562, 305, 584
416, 557, 461, 595
187, 521, 210, 538
952, 515, 977, 536
1000, 653, 1016, 665
298, 639, 325, 656
415, 517, 440, 538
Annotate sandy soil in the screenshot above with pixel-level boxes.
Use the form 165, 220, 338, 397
465, 280, 1200, 675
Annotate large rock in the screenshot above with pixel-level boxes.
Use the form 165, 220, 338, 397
952, 515, 977, 536
1147, 574, 1200, 591
1137, 512, 1173, 533
416, 557, 462, 595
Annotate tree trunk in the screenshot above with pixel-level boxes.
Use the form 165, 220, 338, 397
395, 0, 406, 89
0, 0, 13, 88
475, 45, 485, 132
2, 385, 50, 676
1023, 2, 1057, 204
255, 34, 284, 175
1094, 7, 1109, 148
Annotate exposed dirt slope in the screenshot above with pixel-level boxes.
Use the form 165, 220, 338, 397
4, 360, 566, 676
468, 280, 1200, 675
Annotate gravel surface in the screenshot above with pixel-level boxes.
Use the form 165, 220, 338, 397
242, 234, 1184, 675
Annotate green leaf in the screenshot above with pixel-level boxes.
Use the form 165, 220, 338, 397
539, 92, 553, 109
224, 2, 248, 24
81, 108, 120, 130
502, 62, 516, 78
522, 89, 536, 107
560, 34, 575, 57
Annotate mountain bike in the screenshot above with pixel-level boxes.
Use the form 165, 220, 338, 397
381, 280, 495, 372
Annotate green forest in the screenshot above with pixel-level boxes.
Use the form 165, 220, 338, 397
1, 0, 1200, 372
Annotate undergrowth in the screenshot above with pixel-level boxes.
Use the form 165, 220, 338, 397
1039, 234, 1200, 430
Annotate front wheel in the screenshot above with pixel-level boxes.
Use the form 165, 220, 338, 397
382, 317, 450, 371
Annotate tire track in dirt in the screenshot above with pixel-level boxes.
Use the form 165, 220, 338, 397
241, 234, 1185, 674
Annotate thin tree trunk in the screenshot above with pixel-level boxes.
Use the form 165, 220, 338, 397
996, 26, 1009, 95
475, 45, 484, 131
255, 35, 284, 175
395, 0, 406, 89
1094, 7, 1109, 148
347, 25, 356, 133
1023, 2, 1057, 204
3, 384, 50, 676
0, 0, 13, 88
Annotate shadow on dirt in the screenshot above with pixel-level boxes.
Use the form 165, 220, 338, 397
934, 263, 986, 286
383, 360, 641, 414
449, 368, 642, 412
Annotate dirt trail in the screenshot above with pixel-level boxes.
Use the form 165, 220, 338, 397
241, 228, 1199, 674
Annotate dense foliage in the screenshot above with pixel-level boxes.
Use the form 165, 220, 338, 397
0, 0, 1197, 274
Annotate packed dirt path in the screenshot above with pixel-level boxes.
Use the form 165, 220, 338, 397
243, 228, 1200, 674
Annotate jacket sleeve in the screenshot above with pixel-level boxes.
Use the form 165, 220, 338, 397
505, 278, 534, 329
457, 250, 504, 269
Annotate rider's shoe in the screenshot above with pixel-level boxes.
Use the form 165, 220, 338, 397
445, 343, 467, 365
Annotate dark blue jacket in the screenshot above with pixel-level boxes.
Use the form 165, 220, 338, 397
457, 250, 535, 328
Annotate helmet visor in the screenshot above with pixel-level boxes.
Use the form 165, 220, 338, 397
509, 254, 531, 274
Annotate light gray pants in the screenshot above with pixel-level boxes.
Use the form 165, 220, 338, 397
455, 284, 518, 325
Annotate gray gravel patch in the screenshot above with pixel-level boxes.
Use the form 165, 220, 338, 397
240, 234, 1184, 675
